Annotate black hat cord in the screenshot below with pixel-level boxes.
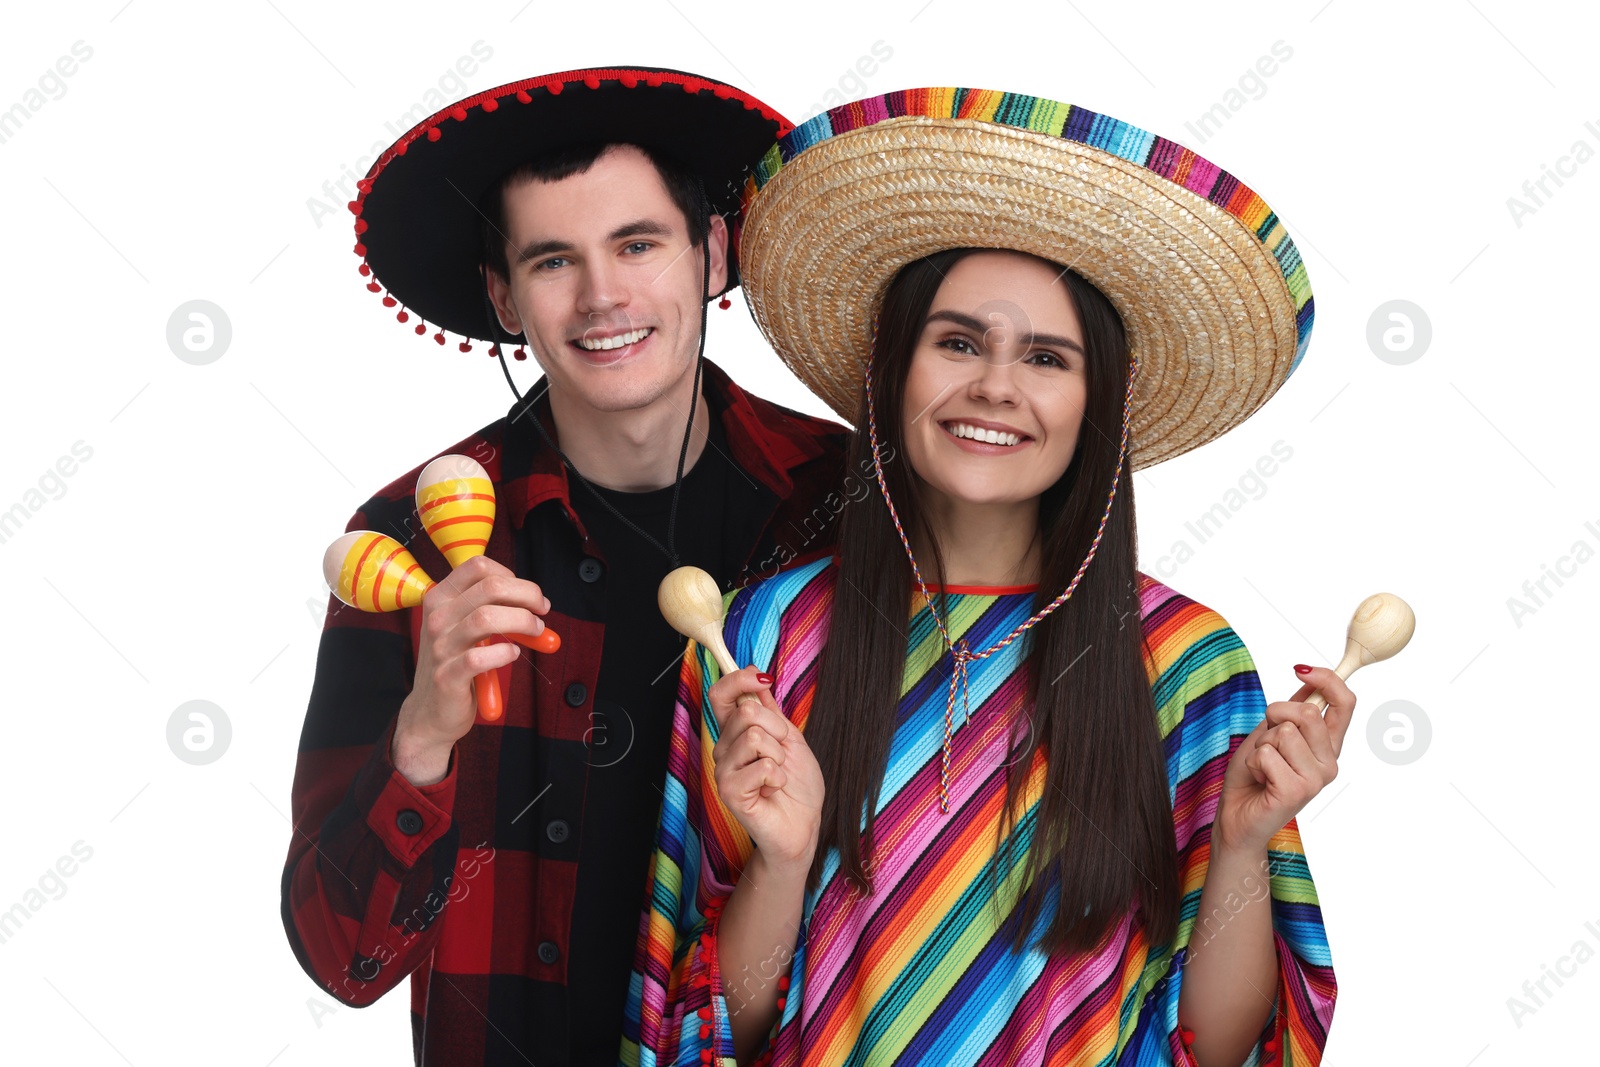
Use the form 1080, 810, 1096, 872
478, 189, 713, 571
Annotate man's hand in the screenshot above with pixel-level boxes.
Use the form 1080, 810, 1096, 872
392, 555, 551, 785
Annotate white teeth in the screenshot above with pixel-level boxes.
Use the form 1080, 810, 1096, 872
945, 421, 1022, 447
577, 327, 651, 351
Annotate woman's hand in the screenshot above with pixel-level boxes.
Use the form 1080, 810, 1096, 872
1215, 665, 1356, 855
709, 667, 824, 873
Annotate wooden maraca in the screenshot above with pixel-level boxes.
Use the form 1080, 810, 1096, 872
1304, 592, 1416, 711
658, 565, 765, 713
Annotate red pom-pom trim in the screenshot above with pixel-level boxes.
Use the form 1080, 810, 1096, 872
458, 341, 472, 352
397, 311, 409, 323
697, 1007, 711, 1021
366, 281, 380, 292
415, 323, 426, 335
352, 69, 790, 349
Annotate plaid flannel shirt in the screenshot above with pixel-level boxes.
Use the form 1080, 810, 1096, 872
280, 359, 850, 1064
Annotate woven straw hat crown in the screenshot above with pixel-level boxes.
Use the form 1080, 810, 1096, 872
737, 88, 1313, 470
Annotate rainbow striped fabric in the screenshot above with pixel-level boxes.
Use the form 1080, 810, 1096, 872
743, 87, 1314, 374
621, 556, 1335, 1066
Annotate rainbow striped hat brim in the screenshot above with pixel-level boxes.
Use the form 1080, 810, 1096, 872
737, 87, 1313, 470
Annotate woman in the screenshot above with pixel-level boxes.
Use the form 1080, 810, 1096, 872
623, 88, 1342, 1067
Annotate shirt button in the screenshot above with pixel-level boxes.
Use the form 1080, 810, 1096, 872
564, 682, 587, 707
537, 940, 560, 965
546, 819, 570, 843
395, 809, 424, 835
578, 557, 604, 583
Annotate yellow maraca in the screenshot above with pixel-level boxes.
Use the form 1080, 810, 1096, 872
321, 455, 559, 724
323, 530, 435, 612
322, 529, 560, 723
415, 454, 561, 721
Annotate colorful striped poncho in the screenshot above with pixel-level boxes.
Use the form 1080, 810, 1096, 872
621, 555, 1335, 1066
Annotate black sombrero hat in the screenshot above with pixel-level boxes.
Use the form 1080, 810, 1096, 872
349, 65, 792, 355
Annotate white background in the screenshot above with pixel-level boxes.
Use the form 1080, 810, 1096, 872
1, 0, 1596, 1063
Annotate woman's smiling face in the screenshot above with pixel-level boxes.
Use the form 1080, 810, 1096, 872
900, 250, 1089, 507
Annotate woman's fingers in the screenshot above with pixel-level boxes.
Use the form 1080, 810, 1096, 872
720, 756, 788, 808
719, 724, 784, 776
1264, 698, 1337, 766
1287, 665, 1357, 757
1248, 738, 1295, 795
713, 696, 791, 766
710, 667, 790, 758
1262, 722, 1325, 791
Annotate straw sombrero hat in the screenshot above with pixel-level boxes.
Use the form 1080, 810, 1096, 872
737, 88, 1313, 469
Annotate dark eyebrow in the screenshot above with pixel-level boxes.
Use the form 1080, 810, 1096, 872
513, 218, 676, 266
924, 308, 1085, 357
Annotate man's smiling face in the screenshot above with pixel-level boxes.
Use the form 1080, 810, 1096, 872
484, 143, 728, 415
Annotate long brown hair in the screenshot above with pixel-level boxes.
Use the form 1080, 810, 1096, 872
804, 248, 1180, 955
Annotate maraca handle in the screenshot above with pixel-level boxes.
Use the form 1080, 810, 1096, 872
1304, 650, 1362, 712
473, 640, 504, 722
507, 628, 562, 655
702, 638, 739, 678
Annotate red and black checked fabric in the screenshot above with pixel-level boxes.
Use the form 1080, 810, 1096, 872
280, 359, 850, 1065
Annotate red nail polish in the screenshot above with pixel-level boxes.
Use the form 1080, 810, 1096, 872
1294, 664, 1312, 674
756, 672, 774, 686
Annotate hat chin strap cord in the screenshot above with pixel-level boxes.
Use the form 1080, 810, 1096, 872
477, 197, 714, 571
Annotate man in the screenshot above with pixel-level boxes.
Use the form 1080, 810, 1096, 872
280, 67, 850, 1065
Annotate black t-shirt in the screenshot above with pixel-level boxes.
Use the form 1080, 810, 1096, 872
561, 407, 743, 1062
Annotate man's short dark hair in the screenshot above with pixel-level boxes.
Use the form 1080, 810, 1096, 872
479, 141, 710, 282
